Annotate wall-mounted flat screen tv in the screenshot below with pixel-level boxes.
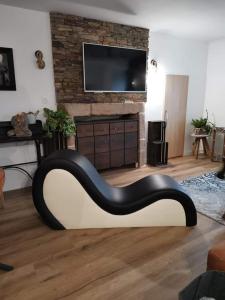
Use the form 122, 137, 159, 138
83, 43, 147, 92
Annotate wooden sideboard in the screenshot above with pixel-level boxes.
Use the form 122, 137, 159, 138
75, 116, 139, 170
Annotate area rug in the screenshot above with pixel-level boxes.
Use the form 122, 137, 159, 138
180, 172, 225, 225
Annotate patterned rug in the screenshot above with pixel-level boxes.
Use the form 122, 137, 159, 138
180, 172, 225, 225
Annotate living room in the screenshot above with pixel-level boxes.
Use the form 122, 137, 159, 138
1, 1, 225, 299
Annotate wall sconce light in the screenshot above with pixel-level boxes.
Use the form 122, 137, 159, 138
150, 59, 158, 70
35, 50, 45, 69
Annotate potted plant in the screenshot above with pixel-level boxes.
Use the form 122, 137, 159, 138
43, 107, 75, 137
43, 108, 76, 155
191, 111, 214, 135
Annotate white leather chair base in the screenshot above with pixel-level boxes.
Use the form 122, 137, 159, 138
43, 169, 186, 229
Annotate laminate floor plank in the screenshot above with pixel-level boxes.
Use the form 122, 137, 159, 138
0, 156, 224, 300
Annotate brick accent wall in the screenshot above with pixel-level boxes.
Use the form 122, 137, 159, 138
50, 13, 149, 104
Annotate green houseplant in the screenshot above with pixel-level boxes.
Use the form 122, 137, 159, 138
191, 111, 214, 135
42, 108, 76, 157
43, 108, 76, 138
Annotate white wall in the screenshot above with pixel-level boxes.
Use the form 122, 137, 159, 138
0, 4, 56, 191
0, 5, 210, 190
204, 39, 225, 127
146, 33, 208, 154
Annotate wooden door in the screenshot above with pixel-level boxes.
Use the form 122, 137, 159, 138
164, 75, 189, 158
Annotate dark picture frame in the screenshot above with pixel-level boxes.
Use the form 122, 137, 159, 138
0, 47, 16, 91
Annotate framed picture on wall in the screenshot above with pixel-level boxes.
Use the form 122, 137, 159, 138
0, 47, 16, 91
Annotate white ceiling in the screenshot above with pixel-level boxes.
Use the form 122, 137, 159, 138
1, 0, 225, 42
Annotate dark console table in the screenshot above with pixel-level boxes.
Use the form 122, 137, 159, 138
0, 120, 68, 170
0, 134, 44, 167
0, 120, 45, 168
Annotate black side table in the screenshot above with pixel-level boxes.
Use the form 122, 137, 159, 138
179, 271, 225, 300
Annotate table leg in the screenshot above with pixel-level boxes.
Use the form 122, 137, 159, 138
192, 140, 196, 156
204, 137, 210, 156
196, 138, 200, 159
202, 138, 207, 155
0, 168, 5, 209
223, 134, 225, 157
34, 139, 42, 166
192, 138, 198, 156
211, 129, 216, 161
0, 191, 4, 209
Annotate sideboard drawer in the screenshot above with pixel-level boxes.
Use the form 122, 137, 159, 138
77, 124, 93, 137
95, 152, 110, 170
77, 137, 94, 155
94, 123, 109, 136
95, 135, 109, 153
111, 150, 124, 168
125, 132, 138, 149
125, 148, 138, 165
125, 121, 138, 132
110, 133, 124, 151
110, 122, 124, 134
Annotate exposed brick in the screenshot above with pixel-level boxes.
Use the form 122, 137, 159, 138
50, 13, 149, 104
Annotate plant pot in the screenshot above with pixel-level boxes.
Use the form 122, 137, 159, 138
43, 131, 68, 158
193, 128, 207, 135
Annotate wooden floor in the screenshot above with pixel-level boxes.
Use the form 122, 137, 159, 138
1, 156, 225, 300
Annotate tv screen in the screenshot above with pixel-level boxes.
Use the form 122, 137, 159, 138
83, 43, 147, 92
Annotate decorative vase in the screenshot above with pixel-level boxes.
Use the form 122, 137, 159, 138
27, 113, 37, 124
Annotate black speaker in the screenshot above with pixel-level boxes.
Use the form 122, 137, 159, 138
148, 121, 166, 142
147, 121, 168, 166
147, 141, 168, 166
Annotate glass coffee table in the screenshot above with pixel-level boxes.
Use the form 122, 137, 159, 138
179, 271, 225, 300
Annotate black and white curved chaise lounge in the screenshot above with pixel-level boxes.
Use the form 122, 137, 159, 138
32, 150, 197, 229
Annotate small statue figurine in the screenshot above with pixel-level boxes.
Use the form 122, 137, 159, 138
7, 112, 32, 137
35, 50, 45, 69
